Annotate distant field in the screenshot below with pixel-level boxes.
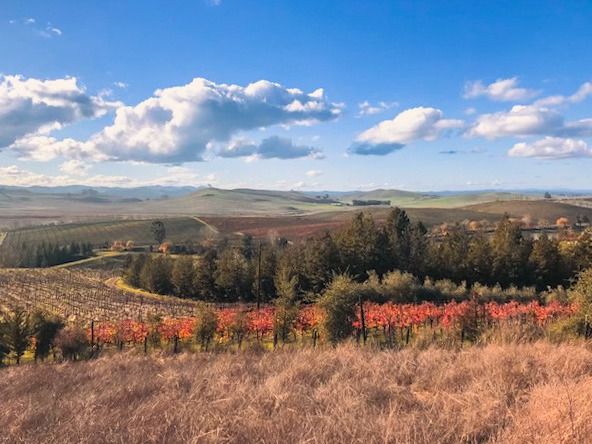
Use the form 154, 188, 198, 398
0, 217, 214, 252
340, 190, 534, 208
201, 206, 505, 239
465, 200, 592, 223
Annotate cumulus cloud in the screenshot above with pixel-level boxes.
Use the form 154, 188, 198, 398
10, 135, 105, 161
0, 164, 215, 188
0, 75, 119, 148
218, 136, 323, 160
305, 169, 323, 177
59, 159, 91, 176
357, 100, 398, 116
464, 77, 539, 102
534, 81, 592, 107
468, 105, 592, 139
20, 77, 340, 163
349, 107, 463, 155
508, 137, 592, 159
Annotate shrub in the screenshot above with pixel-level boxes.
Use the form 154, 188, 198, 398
319, 274, 359, 344
273, 270, 299, 343
32, 311, 64, 362
195, 304, 218, 351
54, 326, 88, 361
380, 270, 419, 302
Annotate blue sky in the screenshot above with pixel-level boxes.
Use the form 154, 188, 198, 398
1, 0, 592, 191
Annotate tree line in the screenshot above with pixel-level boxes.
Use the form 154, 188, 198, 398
126, 209, 592, 303
0, 241, 93, 268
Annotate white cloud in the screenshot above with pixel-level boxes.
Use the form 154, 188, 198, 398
534, 81, 592, 107
357, 100, 398, 116
218, 136, 323, 160
305, 169, 323, 177
10, 18, 63, 38
30, 77, 341, 163
113, 81, 128, 89
468, 105, 592, 139
468, 105, 562, 138
0, 75, 119, 148
349, 106, 463, 155
10, 135, 105, 161
508, 137, 592, 159
464, 77, 539, 102
0, 165, 216, 188
59, 159, 91, 176
46, 27, 62, 37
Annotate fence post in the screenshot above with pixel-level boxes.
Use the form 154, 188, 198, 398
359, 295, 367, 345
90, 320, 95, 348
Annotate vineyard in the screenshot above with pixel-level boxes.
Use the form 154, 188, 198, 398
0, 269, 576, 352
85, 299, 575, 352
0, 269, 202, 322
0, 216, 213, 253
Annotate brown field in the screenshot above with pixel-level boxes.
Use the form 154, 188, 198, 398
465, 200, 592, 224
2, 342, 592, 443
201, 207, 505, 240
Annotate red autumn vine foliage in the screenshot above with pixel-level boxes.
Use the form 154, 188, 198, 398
87, 300, 575, 346
248, 308, 274, 337
158, 317, 195, 341
485, 300, 576, 325
296, 305, 323, 333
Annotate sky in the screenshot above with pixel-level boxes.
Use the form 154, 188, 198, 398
1, 0, 592, 191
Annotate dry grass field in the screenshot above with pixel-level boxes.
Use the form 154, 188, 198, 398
2, 342, 592, 444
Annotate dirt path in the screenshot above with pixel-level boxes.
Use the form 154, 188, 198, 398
51, 251, 124, 269
192, 216, 219, 236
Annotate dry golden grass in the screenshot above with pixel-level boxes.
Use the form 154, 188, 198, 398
2, 342, 592, 443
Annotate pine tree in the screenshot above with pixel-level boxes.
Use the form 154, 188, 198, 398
1, 308, 33, 365
273, 269, 299, 343
171, 256, 196, 297
529, 233, 563, 289
214, 249, 253, 302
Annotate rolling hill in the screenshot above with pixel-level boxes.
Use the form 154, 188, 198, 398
0, 217, 215, 253
139, 187, 341, 216
339, 189, 533, 208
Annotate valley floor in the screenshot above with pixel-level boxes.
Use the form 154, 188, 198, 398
2, 342, 592, 443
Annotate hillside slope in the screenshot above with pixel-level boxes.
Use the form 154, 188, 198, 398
0, 217, 213, 252
1, 343, 591, 443
140, 187, 339, 215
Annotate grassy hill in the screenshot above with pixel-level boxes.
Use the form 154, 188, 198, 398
0, 217, 214, 253
2, 343, 591, 443
140, 187, 340, 216
340, 189, 532, 208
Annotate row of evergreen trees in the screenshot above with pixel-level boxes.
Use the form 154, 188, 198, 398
0, 309, 65, 365
125, 209, 592, 302
0, 242, 93, 268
